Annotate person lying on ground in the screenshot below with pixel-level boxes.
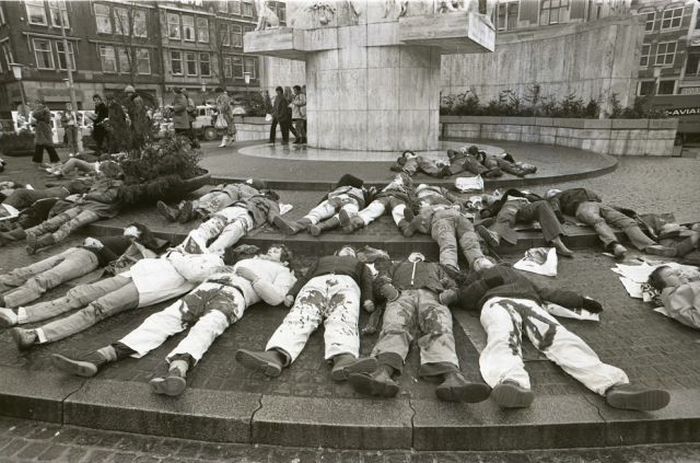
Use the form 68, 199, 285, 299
1, 180, 92, 210
156, 178, 267, 224
345, 252, 493, 403
274, 174, 371, 236
390, 151, 450, 178
647, 258, 700, 330
446, 146, 502, 178
0, 223, 162, 311
51, 244, 296, 397
236, 245, 376, 382
441, 263, 670, 411
7, 251, 225, 351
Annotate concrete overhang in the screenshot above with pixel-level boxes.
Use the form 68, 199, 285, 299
399, 12, 495, 54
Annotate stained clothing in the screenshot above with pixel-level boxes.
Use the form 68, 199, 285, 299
356, 179, 413, 227
660, 281, 700, 329
368, 259, 459, 375
304, 185, 366, 225
288, 255, 374, 302
117, 256, 295, 364
479, 297, 628, 395
190, 183, 260, 217
428, 208, 485, 270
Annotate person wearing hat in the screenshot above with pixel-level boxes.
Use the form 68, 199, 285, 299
273, 174, 369, 236
215, 87, 237, 148
51, 244, 295, 397
157, 179, 267, 223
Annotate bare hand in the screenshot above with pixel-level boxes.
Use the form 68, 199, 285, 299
284, 295, 295, 307
363, 300, 375, 313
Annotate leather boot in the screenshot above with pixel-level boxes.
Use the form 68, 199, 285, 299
398, 219, 417, 238
435, 371, 492, 403
236, 349, 286, 377
308, 216, 340, 236
52, 345, 118, 377
348, 365, 399, 398
273, 216, 313, 235
330, 355, 377, 382
150, 359, 189, 396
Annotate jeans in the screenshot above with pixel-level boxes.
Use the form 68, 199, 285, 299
575, 201, 655, 250
64, 126, 79, 153
371, 289, 458, 375
26, 207, 100, 243
293, 118, 306, 141
18, 275, 131, 325
60, 158, 96, 176
430, 209, 484, 270
1, 248, 99, 308
177, 206, 253, 255
37, 277, 139, 344
266, 275, 361, 363
491, 200, 563, 245
479, 297, 629, 395
33, 144, 60, 164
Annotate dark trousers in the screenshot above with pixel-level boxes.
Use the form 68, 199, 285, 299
293, 118, 307, 142
269, 117, 294, 143
175, 128, 199, 148
93, 126, 106, 155
33, 144, 60, 164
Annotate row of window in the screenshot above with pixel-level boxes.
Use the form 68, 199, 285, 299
94, 4, 148, 37
642, 7, 684, 33
220, 23, 254, 48
32, 38, 76, 70
217, 0, 256, 18
167, 12, 210, 43
638, 80, 676, 96
99, 46, 151, 75
25, 0, 70, 28
0, 42, 14, 73
168, 49, 256, 80
640, 41, 677, 67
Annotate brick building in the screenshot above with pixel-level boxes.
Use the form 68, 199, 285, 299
0, 0, 286, 115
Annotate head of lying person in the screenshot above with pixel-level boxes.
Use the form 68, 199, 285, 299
408, 252, 426, 263
648, 266, 687, 292
334, 245, 356, 258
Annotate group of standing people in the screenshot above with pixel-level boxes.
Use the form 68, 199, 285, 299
269, 85, 306, 145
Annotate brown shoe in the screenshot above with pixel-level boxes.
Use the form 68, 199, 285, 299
235, 349, 284, 377
348, 369, 399, 398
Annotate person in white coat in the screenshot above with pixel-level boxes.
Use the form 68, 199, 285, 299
9, 251, 225, 350
51, 244, 296, 397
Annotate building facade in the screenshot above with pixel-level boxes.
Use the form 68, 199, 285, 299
0, 0, 287, 115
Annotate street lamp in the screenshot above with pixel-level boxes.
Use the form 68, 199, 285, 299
10, 63, 26, 108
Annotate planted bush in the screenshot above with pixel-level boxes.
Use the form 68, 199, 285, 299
0, 133, 35, 156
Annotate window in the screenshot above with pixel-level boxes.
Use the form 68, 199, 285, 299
496, 1, 518, 32
199, 52, 210, 76
223, 56, 232, 78
170, 50, 182, 75
168, 13, 180, 39
660, 7, 683, 31
186, 51, 197, 75
95, 4, 112, 34
655, 41, 676, 66
131, 10, 147, 37
33, 38, 54, 69
197, 17, 209, 43
232, 55, 243, 77
643, 12, 655, 32
114, 8, 129, 36
2, 42, 14, 68
182, 15, 195, 41
221, 24, 231, 46
136, 48, 150, 74
243, 25, 254, 35
640, 44, 650, 67
49, 0, 69, 28
244, 56, 256, 79
696, 13, 700, 30
242, 0, 253, 17
540, 0, 569, 25
277, 3, 286, 23
230, 1, 242, 15
218, 1, 228, 13
231, 24, 243, 47
658, 80, 675, 95
56, 41, 75, 70
26, 0, 48, 26
687, 54, 700, 76
117, 47, 130, 73
638, 81, 655, 96
99, 45, 117, 73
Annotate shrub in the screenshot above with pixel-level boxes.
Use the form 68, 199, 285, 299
0, 132, 34, 156
119, 133, 203, 183
243, 91, 270, 117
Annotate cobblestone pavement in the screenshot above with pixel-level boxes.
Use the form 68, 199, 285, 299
1, 416, 699, 462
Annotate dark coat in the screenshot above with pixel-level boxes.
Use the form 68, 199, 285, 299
32, 106, 54, 146
172, 92, 191, 130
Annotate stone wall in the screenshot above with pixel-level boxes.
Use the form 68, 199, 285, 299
441, 116, 679, 156
259, 57, 306, 96
233, 117, 271, 142
440, 15, 644, 109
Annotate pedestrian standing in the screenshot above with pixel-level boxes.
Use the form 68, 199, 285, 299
291, 85, 307, 144
91, 95, 108, 155
269, 86, 292, 144
215, 88, 237, 148
31, 99, 60, 166
60, 102, 79, 157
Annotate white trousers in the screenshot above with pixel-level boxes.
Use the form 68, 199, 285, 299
358, 200, 405, 226
119, 283, 246, 365
479, 297, 629, 396
266, 274, 361, 363
305, 195, 360, 225
178, 207, 252, 255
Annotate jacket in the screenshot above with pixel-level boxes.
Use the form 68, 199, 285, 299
548, 188, 602, 217
81, 235, 133, 266
456, 264, 586, 312
79, 177, 123, 218
385, 259, 455, 295
32, 107, 54, 146
230, 195, 280, 227
288, 255, 374, 302
272, 94, 291, 122
661, 281, 700, 329
291, 93, 306, 119
206, 255, 296, 306
172, 92, 191, 129
480, 189, 543, 219
326, 185, 366, 209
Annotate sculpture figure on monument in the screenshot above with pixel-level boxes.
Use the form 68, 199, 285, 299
254, 0, 280, 31
383, 0, 408, 18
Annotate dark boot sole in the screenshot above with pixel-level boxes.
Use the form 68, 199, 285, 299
606, 389, 670, 411
272, 215, 299, 235
51, 354, 98, 377
476, 226, 500, 248
235, 350, 282, 377
338, 209, 352, 228
156, 201, 177, 222
348, 373, 399, 398
150, 376, 187, 397
436, 382, 492, 403
330, 357, 378, 382
491, 382, 534, 408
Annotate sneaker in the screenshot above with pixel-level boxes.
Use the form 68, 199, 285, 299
156, 201, 179, 222
51, 353, 100, 377
605, 384, 670, 411
235, 349, 283, 377
491, 380, 534, 408
645, 244, 677, 258
0, 308, 18, 328
435, 372, 491, 403
10, 327, 37, 351
150, 368, 187, 397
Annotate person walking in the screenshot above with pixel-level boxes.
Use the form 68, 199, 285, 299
215, 88, 237, 148
291, 85, 306, 144
32, 100, 60, 166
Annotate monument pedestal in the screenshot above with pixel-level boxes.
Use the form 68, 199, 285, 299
245, 11, 494, 153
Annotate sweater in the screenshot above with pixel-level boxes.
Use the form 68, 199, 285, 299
548, 188, 602, 217
81, 235, 133, 266
288, 255, 373, 302
456, 264, 586, 312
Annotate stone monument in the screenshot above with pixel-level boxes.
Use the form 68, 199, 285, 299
245, 0, 495, 152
